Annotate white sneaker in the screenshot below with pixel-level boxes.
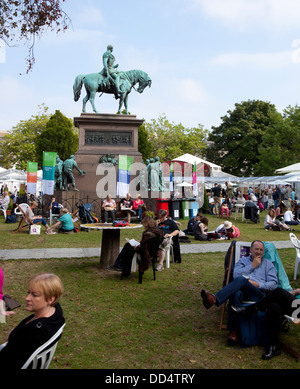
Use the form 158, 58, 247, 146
156, 263, 164, 271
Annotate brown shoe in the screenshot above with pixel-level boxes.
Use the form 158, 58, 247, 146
201, 289, 216, 309
227, 331, 238, 346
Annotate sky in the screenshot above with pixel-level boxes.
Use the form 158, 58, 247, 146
1, 0, 300, 133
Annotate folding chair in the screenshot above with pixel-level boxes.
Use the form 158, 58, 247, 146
12, 204, 42, 233
289, 233, 300, 280
220, 241, 300, 360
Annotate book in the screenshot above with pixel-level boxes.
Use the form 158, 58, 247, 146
126, 238, 140, 247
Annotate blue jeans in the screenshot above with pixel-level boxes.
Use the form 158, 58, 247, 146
33, 218, 47, 226
215, 276, 266, 331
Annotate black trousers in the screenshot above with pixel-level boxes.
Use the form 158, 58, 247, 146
256, 288, 296, 344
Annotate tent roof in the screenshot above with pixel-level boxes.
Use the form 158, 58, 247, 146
171, 153, 221, 170
275, 162, 300, 174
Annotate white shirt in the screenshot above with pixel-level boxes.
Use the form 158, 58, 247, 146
284, 210, 294, 223
0, 195, 10, 210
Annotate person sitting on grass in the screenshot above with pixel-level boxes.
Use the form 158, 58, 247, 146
47, 208, 74, 234
216, 221, 240, 240
264, 208, 294, 231
26, 201, 51, 233
283, 207, 299, 226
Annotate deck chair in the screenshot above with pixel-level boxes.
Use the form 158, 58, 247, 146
220, 241, 300, 360
12, 204, 42, 233
289, 233, 300, 280
0, 323, 65, 369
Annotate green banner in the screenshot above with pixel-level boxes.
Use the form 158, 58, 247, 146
43, 151, 57, 167
27, 161, 38, 173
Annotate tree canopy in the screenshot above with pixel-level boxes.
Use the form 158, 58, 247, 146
143, 114, 208, 162
0, 104, 50, 169
0, 0, 71, 72
205, 100, 281, 176
35, 110, 78, 167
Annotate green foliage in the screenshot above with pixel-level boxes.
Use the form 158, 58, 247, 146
143, 114, 208, 162
35, 110, 79, 168
0, 104, 50, 170
138, 123, 153, 161
205, 100, 280, 176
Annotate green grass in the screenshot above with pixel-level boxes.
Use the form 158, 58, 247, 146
0, 211, 299, 369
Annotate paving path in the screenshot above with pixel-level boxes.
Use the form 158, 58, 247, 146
0, 240, 294, 260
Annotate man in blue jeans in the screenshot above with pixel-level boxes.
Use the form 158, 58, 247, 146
201, 240, 278, 345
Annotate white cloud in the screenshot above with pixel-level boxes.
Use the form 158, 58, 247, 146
189, 0, 300, 31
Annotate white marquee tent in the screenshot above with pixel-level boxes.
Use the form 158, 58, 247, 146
0, 168, 42, 193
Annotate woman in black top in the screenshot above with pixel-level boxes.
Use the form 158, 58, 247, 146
0, 273, 65, 369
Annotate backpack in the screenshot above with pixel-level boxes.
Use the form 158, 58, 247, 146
6, 213, 16, 223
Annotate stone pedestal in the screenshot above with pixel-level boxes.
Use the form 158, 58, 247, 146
72, 113, 144, 200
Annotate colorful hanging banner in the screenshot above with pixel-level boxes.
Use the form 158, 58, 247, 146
169, 162, 173, 192
117, 155, 134, 197
27, 162, 38, 194
42, 151, 57, 195
192, 161, 197, 196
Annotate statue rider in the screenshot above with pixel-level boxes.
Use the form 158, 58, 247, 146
101, 45, 123, 96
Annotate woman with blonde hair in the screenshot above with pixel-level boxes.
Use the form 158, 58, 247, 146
0, 273, 65, 368
26, 201, 50, 233
133, 194, 145, 222
47, 207, 74, 234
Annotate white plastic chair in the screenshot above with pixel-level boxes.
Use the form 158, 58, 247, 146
0, 323, 65, 369
289, 233, 300, 280
14, 203, 29, 220
0, 207, 7, 220
50, 203, 63, 225
165, 236, 173, 269
21, 323, 65, 369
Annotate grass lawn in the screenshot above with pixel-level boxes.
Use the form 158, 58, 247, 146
0, 211, 299, 370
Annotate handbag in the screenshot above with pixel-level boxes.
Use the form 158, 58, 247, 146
3, 294, 21, 311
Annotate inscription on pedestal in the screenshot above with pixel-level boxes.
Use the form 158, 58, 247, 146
85, 131, 133, 146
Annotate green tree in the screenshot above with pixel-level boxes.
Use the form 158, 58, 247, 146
0, 0, 71, 73
205, 100, 279, 176
0, 104, 50, 169
255, 105, 300, 175
144, 114, 208, 162
35, 110, 78, 167
138, 123, 153, 161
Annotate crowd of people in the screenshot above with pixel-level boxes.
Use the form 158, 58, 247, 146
1, 181, 300, 366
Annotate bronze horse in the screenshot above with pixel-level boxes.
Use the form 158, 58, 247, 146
73, 69, 151, 114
